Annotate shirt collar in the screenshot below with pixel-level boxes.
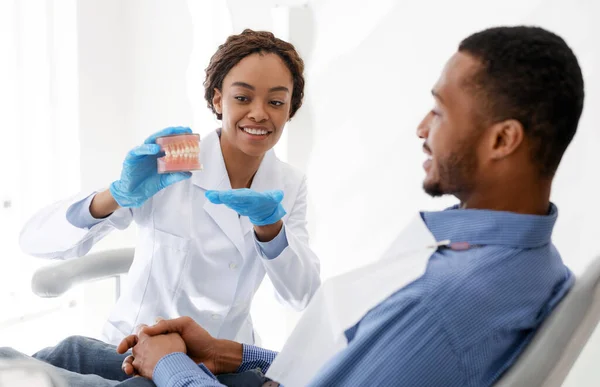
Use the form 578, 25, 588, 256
421, 203, 558, 248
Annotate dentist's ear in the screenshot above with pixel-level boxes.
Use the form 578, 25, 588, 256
213, 88, 223, 115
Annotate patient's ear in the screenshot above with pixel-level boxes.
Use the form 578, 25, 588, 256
487, 119, 524, 160
212, 88, 223, 115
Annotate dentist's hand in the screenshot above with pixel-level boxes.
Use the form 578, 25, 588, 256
109, 127, 192, 208
205, 189, 286, 226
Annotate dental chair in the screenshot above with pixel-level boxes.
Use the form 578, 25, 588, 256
30, 251, 600, 386
495, 255, 600, 387
31, 248, 135, 299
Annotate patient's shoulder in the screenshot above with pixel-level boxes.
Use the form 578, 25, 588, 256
424, 244, 569, 350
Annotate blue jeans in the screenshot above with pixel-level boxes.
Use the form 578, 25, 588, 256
31, 335, 152, 386
0, 336, 270, 387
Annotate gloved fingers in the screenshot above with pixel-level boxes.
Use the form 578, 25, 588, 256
144, 126, 192, 144
225, 189, 282, 206
223, 190, 254, 205
215, 190, 255, 206
125, 144, 161, 161
205, 190, 224, 205
206, 189, 281, 206
159, 172, 192, 190
265, 190, 284, 203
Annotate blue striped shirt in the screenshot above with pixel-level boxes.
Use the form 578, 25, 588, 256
153, 203, 573, 387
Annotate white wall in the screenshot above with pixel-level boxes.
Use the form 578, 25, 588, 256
77, 0, 194, 250
75, 0, 195, 333
77, 0, 193, 198
0, 0, 86, 354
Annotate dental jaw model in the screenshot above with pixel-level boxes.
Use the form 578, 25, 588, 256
156, 133, 202, 173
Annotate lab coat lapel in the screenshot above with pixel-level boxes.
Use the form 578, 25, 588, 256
192, 130, 246, 257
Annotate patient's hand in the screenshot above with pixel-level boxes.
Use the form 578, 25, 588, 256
122, 330, 186, 379
117, 316, 241, 375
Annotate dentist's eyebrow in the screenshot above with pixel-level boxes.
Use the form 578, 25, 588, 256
232, 82, 289, 93
232, 82, 255, 90
269, 86, 290, 93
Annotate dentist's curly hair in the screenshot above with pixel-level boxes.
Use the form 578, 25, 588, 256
204, 29, 305, 120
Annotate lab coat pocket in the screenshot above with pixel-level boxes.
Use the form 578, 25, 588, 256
152, 229, 191, 295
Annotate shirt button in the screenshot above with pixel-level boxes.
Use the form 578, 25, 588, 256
211, 314, 221, 320
229, 262, 238, 270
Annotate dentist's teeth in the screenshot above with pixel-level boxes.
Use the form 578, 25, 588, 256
242, 127, 268, 135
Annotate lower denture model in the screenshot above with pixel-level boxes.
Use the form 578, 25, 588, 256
156, 133, 202, 173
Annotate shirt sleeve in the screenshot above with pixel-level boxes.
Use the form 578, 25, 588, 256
253, 226, 289, 260
65, 192, 105, 229
153, 352, 225, 387
237, 344, 278, 373
306, 302, 466, 386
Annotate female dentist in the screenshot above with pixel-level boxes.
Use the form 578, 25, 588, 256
19, 29, 321, 346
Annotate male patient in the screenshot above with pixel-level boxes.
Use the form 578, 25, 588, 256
0, 25, 585, 387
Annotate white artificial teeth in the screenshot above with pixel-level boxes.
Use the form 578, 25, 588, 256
163, 142, 201, 160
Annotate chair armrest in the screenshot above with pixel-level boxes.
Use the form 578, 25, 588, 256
31, 248, 135, 298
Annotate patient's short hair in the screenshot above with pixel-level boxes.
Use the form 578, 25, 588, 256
459, 26, 585, 177
203, 29, 305, 120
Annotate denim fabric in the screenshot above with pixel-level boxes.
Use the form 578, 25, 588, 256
1, 336, 273, 387
33, 335, 130, 382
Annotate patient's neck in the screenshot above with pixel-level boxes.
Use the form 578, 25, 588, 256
459, 176, 552, 216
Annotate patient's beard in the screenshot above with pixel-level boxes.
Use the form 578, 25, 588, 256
423, 147, 478, 198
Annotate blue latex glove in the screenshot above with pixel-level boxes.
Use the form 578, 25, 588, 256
205, 189, 287, 226
109, 127, 193, 208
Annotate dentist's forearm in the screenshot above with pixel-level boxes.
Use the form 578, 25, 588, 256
89, 189, 120, 219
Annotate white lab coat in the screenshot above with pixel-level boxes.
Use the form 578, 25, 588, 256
19, 129, 321, 345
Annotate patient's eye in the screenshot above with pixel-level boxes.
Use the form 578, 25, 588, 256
270, 100, 285, 107
235, 96, 249, 103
